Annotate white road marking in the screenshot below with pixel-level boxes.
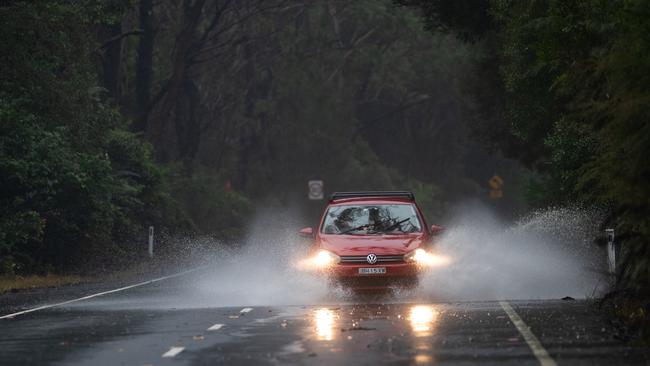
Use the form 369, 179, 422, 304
240, 307, 253, 314
499, 301, 558, 366
162, 346, 185, 358
207, 323, 224, 331
0, 266, 209, 320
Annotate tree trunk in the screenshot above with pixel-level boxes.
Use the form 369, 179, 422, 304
147, 0, 206, 163
99, 22, 123, 103
134, 0, 154, 132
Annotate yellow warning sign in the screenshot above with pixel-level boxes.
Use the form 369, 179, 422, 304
488, 175, 504, 190
489, 174, 503, 199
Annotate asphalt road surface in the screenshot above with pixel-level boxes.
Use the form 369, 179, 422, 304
1, 267, 648, 366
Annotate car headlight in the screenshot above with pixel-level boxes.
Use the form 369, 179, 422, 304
405, 248, 426, 262
404, 248, 450, 267
405, 248, 434, 265
314, 250, 341, 267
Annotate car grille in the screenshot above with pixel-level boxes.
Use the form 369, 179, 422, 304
339, 255, 405, 264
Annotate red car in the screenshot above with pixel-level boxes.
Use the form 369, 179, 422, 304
299, 191, 444, 290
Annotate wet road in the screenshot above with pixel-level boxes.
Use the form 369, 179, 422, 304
1, 268, 648, 365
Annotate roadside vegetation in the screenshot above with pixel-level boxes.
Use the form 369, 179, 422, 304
0, 274, 86, 294
401, 0, 650, 340
491, 1, 650, 340
1, 0, 648, 338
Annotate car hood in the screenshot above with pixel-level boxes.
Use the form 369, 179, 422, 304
318, 233, 424, 256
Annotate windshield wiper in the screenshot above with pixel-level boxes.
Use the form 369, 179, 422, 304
340, 217, 394, 234
380, 217, 411, 232
340, 223, 374, 235
340, 217, 411, 234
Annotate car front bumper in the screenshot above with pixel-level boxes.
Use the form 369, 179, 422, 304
328, 262, 420, 290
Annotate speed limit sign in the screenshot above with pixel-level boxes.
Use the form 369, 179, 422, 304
308, 180, 324, 200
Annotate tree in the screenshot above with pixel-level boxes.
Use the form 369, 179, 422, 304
0, 1, 173, 273
492, 0, 650, 293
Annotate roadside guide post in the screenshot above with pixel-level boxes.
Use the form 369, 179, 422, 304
606, 228, 615, 274
148, 226, 154, 259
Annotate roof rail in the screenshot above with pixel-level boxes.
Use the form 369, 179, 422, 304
329, 191, 415, 201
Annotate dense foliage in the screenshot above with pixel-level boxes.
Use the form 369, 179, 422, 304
401, 0, 650, 299
0, 3, 173, 273
114, 0, 525, 224
490, 0, 650, 294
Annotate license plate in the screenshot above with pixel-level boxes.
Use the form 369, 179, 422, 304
358, 267, 386, 275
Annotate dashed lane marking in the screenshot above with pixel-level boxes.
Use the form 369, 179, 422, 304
0, 266, 210, 320
162, 346, 185, 358
499, 301, 558, 366
207, 323, 224, 331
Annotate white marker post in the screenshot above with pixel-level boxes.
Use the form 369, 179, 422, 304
148, 226, 154, 259
606, 228, 615, 274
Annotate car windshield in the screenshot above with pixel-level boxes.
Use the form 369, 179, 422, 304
321, 204, 422, 235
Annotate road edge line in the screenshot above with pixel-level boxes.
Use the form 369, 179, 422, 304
499, 301, 558, 366
0, 265, 209, 320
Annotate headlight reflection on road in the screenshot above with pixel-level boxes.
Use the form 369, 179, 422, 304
314, 308, 336, 341
409, 305, 438, 335
409, 305, 439, 363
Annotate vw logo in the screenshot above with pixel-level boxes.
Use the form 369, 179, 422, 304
366, 253, 378, 264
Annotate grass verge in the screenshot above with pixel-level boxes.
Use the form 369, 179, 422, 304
0, 274, 88, 294
600, 291, 650, 346
0, 254, 199, 295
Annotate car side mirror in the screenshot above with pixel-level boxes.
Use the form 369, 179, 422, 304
299, 227, 314, 238
430, 225, 444, 235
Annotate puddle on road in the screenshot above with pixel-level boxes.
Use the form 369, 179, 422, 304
413, 203, 608, 301
187, 203, 605, 307
69, 203, 608, 311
